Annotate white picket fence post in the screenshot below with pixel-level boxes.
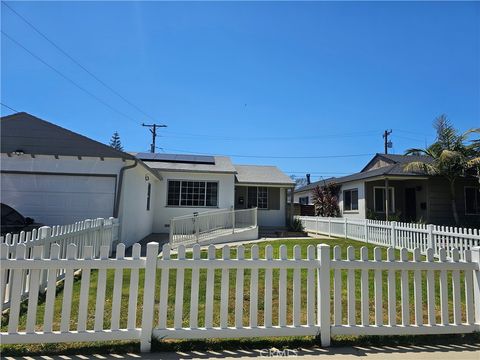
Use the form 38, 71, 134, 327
328, 218, 332, 237
391, 221, 396, 248
344, 218, 348, 239
472, 246, 480, 326
39, 226, 51, 291
427, 224, 434, 252
318, 244, 331, 346
140, 242, 159, 352
194, 213, 200, 243
364, 219, 369, 243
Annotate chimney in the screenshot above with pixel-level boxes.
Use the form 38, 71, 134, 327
306, 174, 311, 185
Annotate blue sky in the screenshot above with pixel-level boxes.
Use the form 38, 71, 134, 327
1, 1, 479, 181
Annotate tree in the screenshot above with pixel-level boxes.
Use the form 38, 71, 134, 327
290, 175, 308, 189
109, 131, 124, 151
403, 115, 480, 224
311, 182, 341, 217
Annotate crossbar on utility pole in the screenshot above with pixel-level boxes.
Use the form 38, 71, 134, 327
142, 123, 167, 153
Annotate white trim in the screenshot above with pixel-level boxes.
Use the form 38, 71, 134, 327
166, 179, 219, 208
373, 186, 395, 213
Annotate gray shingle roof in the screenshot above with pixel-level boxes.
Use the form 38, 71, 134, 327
361, 153, 433, 172
1, 112, 134, 159
234, 165, 295, 186
296, 153, 432, 193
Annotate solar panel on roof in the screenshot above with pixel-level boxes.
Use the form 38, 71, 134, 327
136, 153, 215, 165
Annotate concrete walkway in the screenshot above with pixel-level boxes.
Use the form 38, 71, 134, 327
4, 344, 479, 360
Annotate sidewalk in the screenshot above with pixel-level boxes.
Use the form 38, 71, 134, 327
4, 344, 479, 360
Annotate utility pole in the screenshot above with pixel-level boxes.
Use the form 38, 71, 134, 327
383, 129, 392, 154
142, 123, 167, 153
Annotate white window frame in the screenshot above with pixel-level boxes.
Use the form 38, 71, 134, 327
464, 186, 480, 215
166, 179, 219, 208
247, 186, 269, 210
343, 188, 359, 212
373, 186, 395, 213
299, 196, 309, 205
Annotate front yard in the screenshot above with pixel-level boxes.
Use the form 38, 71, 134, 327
1, 236, 475, 355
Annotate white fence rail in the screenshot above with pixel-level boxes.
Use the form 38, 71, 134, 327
169, 207, 257, 247
0, 217, 119, 310
297, 216, 480, 260
1, 241, 479, 352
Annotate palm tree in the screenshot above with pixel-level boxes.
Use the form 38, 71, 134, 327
403, 115, 480, 224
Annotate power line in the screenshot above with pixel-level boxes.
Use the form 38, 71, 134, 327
2, 2, 156, 122
1, 30, 140, 124
159, 147, 375, 159
0, 102, 19, 113
160, 130, 379, 141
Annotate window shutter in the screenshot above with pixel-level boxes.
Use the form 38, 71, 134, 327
268, 187, 280, 210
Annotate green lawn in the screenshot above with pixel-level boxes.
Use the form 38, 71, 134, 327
0, 237, 474, 355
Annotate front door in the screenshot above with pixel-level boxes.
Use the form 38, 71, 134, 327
405, 188, 416, 222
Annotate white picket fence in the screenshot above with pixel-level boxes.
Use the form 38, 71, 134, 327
1, 241, 479, 352
169, 207, 258, 247
297, 216, 480, 261
0, 217, 119, 310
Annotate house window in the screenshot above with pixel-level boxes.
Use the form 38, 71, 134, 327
465, 187, 480, 215
374, 187, 395, 213
299, 196, 309, 205
343, 189, 358, 211
247, 186, 269, 209
146, 183, 151, 211
167, 180, 218, 207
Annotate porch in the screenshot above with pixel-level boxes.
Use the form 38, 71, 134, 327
364, 177, 429, 222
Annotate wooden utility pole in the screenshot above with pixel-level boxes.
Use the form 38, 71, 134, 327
383, 130, 392, 154
142, 123, 167, 153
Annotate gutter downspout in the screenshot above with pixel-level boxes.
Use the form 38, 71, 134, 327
114, 159, 138, 218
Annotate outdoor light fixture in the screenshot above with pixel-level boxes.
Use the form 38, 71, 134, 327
13, 150, 25, 156
145, 175, 150, 181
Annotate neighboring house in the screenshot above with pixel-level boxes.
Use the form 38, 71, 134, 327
293, 178, 336, 205
0, 112, 160, 247
1, 112, 295, 246
294, 153, 480, 226
133, 153, 295, 232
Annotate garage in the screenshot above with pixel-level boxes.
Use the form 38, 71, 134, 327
1, 173, 116, 225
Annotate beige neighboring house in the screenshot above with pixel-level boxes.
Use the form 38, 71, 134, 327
294, 153, 480, 226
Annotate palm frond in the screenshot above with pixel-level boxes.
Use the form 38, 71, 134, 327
403, 161, 438, 175
467, 157, 480, 168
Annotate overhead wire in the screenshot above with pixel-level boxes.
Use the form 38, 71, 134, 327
2, 30, 140, 124
0, 102, 19, 113
157, 146, 375, 159
2, 2, 156, 122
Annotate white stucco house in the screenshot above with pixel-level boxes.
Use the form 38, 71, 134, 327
1, 113, 295, 245
132, 152, 295, 234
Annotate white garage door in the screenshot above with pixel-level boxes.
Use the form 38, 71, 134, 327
1, 173, 116, 225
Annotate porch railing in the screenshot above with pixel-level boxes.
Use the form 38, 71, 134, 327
169, 207, 258, 247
